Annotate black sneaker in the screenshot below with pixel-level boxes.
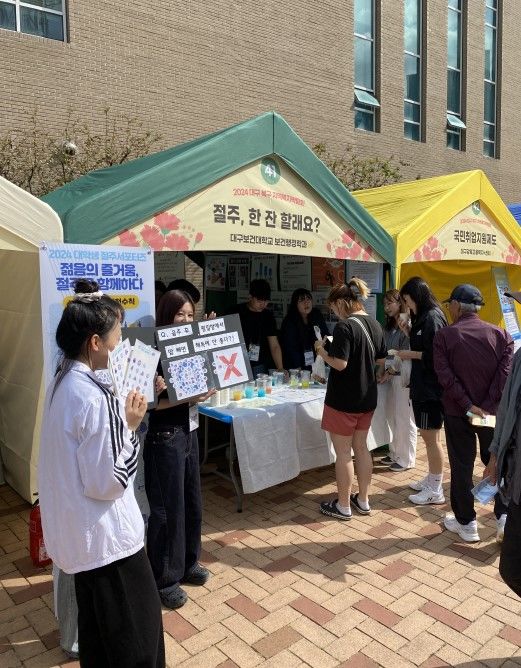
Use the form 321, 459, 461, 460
319, 499, 352, 520
350, 493, 371, 515
389, 462, 408, 472
160, 583, 188, 609
380, 455, 393, 464
182, 563, 210, 586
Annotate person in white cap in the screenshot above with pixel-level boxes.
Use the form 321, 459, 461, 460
433, 284, 513, 542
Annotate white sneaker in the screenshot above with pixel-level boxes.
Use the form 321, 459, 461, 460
443, 513, 480, 542
408, 486, 445, 505
409, 475, 429, 492
496, 514, 507, 543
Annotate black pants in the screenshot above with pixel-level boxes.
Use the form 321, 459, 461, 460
444, 415, 507, 524
500, 500, 521, 598
74, 548, 165, 668
144, 427, 202, 592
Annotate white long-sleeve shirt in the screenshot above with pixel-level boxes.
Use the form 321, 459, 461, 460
39, 361, 144, 574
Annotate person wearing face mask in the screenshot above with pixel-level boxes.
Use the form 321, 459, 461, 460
279, 288, 329, 371
374, 289, 417, 472
144, 289, 214, 610
38, 279, 164, 668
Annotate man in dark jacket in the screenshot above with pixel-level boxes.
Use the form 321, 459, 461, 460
433, 284, 513, 543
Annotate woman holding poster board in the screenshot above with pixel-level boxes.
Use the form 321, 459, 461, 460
144, 290, 212, 610
38, 280, 165, 667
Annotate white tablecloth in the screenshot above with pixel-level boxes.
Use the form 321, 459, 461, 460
207, 386, 391, 494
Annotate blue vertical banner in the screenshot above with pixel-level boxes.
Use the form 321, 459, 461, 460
492, 266, 521, 352
39, 243, 155, 387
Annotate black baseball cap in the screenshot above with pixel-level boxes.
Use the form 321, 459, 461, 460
443, 284, 485, 306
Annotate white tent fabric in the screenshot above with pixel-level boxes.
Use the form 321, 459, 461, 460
0, 176, 63, 501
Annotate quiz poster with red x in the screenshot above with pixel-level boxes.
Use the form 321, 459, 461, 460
155, 314, 253, 404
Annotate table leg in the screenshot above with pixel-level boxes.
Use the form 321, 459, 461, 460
201, 414, 209, 466
228, 427, 243, 513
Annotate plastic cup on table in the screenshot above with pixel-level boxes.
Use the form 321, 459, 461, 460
244, 381, 255, 399
301, 370, 311, 388
289, 370, 299, 388
231, 384, 243, 401
257, 378, 268, 398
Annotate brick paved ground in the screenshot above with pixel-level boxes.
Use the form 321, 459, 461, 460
1, 444, 521, 667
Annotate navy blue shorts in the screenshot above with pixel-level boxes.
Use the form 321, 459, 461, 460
412, 400, 444, 430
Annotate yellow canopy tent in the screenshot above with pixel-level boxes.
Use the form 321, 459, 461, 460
0, 176, 63, 501
353, 170, 521, 326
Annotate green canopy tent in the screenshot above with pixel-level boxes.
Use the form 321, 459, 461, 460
43, 112, 394, 275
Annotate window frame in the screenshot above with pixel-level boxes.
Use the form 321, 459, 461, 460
483, 0, 499, 158
354, 0, 379, 132
0, 0, 67, 41
446, 0, 465, 151
404, 0, 423, 142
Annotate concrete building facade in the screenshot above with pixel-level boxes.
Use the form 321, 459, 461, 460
1, 0, 520, 202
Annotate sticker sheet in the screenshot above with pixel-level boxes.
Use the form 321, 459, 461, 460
108, 337, 160, 404
167, 354, 210, 400
121, 339, 160, 402
108, 339, 132, 397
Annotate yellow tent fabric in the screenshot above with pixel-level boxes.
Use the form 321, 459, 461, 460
0, 176, 63, 501
353, 170, 521, 326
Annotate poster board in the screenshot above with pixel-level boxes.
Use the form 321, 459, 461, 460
492, 267, 521, 352
205, 255, 227, 290
279, 256, 312, 292
251, 254, 278, 288
345, 260, 383, 293
311, 257, 345, 290
154, 251, 185, 285
39, 243, 155, 388
156, 314, 253, 404
228, 256, 250, 291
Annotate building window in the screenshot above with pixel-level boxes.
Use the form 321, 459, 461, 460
404, 0, 422, 141
484, 0, 498, 157
354, 0, 379, 131
0, 0, 66, 41
446, 0, 466, 150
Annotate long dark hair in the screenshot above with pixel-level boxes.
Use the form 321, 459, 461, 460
286, 288, 315, 323
53, 279, 123, 396
156, 289, 195, 326
383, 288, 406, 331
399, 276, 441, 319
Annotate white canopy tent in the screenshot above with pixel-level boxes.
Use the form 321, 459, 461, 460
0, 176, 63, 501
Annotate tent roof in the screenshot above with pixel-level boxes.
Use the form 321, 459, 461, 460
352, 169, 521, 266
0, 176, 63, 252
42, 111, 394, 264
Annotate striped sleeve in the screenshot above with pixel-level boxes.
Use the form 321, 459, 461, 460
76, 381, 140, 501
